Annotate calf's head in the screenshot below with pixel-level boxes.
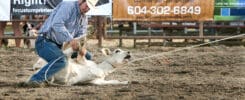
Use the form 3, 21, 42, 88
101, 48, 131, 67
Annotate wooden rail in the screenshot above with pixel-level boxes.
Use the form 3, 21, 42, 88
105, 35, 245, 47
141, 24, 245, 29
8, 19, 46, 22
0, 36, 36, 39
106, 36, 245, 39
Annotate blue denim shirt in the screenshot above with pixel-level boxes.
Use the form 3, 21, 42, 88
38, 1, 88, 45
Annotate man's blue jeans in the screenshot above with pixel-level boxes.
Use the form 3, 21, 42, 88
29, 36, 91, 83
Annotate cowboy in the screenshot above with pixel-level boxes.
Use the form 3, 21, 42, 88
27, 0, 99, 84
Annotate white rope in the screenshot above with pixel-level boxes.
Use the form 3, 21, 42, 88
43, 55, 74, 87
128, 34, 245, 64
44, 55, 65, 82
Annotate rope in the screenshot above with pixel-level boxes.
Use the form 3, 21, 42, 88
128, 34, 245, 64
44, 55, 65, 82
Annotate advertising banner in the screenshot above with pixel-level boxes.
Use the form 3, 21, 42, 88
11, 0, 62, 16
214, 0, 245, 21
113, 0, 215, 21
0, 0, 11, 21
10, 0, 110, 16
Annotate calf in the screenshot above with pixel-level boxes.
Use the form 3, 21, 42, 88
31, 48, 131, 86
66, 48, 131, 85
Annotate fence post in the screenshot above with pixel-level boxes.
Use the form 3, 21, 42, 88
95, 16, 106, 47
199, 21, 204, 42
133, 22, 137, 48
148, 27, 151, 47
118, 23, 123, 47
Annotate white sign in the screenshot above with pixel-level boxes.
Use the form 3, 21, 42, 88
61, 0, 112, 16
86, 0, 112, 16
0, 0, 11, 21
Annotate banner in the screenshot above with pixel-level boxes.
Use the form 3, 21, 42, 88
113, 0, 215, 21
214, 0, 245, 21
11, 0, 62, 16
10, 0, 110, 16
0, 0, 11, 21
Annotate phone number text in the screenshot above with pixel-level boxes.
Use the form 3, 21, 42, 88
127, 6, 201, 15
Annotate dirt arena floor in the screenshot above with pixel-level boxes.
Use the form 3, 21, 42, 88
0, 39, 244, 99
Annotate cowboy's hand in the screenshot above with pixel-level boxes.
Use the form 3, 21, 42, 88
69, 39, 79, 51
78, 47, 87, 56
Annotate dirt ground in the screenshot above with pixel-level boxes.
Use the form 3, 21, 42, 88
0, 39, 244, 100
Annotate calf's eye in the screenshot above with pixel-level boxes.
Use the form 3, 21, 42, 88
115, 50, 120, 53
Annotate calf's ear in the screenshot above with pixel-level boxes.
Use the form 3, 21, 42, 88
101, 48, 111, 56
